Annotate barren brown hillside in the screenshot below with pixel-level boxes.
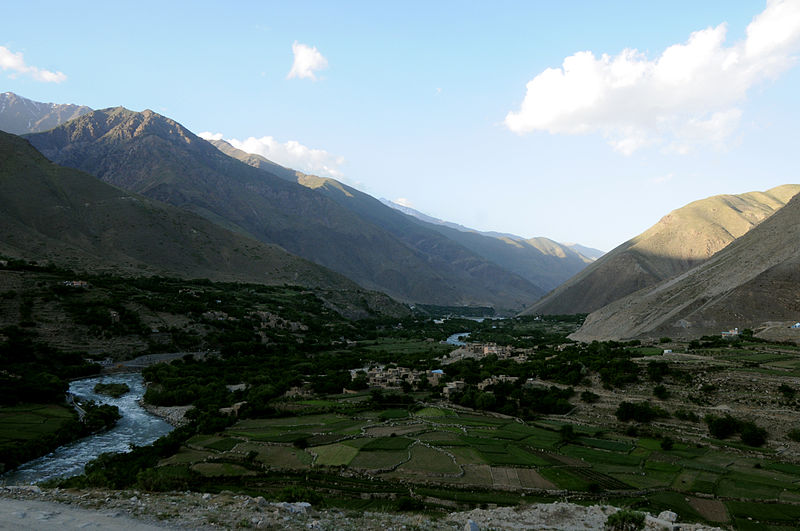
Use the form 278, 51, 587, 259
571, 191, 800, 341
522, 184, 800, 316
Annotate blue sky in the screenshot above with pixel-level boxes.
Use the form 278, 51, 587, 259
2, 1, 800, 251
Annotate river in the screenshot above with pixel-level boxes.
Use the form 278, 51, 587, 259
1, 373, 173, 485
446, 332, 470, 346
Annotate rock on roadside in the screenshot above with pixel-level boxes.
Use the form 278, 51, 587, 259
0, 486, 725, 530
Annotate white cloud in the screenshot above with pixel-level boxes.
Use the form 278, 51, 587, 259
199, 132, 224, 141
505, 0, 800, 154
287, 41, 328, 81
0, 46, 67, 83
651, 173, 674, 185
394, 197, 414, 208
200, 131, 345, 179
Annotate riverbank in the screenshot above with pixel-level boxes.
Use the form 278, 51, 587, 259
0, 486, 722, 530
138, 402, 193, 427
2, 374, 172, 486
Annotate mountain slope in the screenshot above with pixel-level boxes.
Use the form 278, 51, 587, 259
564, 243, 604, 261
0, 130, 385, 300
0, 92, 91, 134
375, 197, 596, 291
210, 139, 579, 293
571, 190, 800, 341
24, 108, 542, 308
522, 185, 800, 315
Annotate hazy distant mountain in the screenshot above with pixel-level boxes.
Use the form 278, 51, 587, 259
379, 199, 522, 240
0, 92, 91, 134
376, 198, 599, 290
522, 184, 800, 316
208, 140, 586, 294
207, 138, 545, 307
24, 108, 542, 309
572, 189, 800, 341
563, 243, 604, 261
0, 131, 409, 320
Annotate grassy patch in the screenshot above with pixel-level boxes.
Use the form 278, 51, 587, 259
312, 443, 359, 466
351, 450, 408, 470
191, 462, 254, 477
0, 404, 74, 442
577, 437, 634, 452
362, 437, 413, 451
561, 445, 642, 467
726, 501, 800, 522
537, 467, 593, 490
378, 409, 409, 420
415, 407, 448, 417
204, 437, 241, 453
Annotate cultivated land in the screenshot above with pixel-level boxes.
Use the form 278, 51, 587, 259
4, 264, 800, 529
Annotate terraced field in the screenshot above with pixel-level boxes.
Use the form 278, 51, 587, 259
150, 401, 800, 528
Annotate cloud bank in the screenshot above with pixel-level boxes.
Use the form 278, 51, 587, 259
287, 41, 328, 80
0, 46, 67, 83
200, 132, 345, 179
504, 0, 800, 154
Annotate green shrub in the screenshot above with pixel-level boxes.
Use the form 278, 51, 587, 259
279, 485, 323, 505
787, 429, 800, 442
605, 509, 645, 530
615, 401, 669, 423
581, 390, 599, 403
674, 409, 699, 422
705, 414, 739, 439
396, 496, 423, 511
704, 414, 768, 446
739, 422, 767, 447
779, 384, 796, 400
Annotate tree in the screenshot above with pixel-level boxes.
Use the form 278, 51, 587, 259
739, 422, 767, 447
779, 383, 796, 400
653, 385, 670, 400
475, 391, 496, 410
580, 390, 599, 403
705, 414, 740, 439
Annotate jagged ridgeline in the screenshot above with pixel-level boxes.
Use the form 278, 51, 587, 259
0, 91, 91, 134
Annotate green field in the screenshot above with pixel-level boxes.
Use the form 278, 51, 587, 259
0, 404, 75, 442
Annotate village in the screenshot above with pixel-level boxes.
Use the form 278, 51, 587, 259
347, 341, 536, 398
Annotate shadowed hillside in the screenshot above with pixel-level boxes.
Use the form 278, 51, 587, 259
211, 139, 576, 292
24, 108, 542, 309
0, 130, 405, 318
522, 184, 800, 316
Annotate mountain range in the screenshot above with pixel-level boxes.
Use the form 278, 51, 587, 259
572, 189, 800, 341
378, 198, 603, 290
210, 139, 597, 293
5, 91, 799, 335
0, 92, 91, 135
522, 184, 800, 316
18, 104, 553, 309
0, 130, 404, 318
